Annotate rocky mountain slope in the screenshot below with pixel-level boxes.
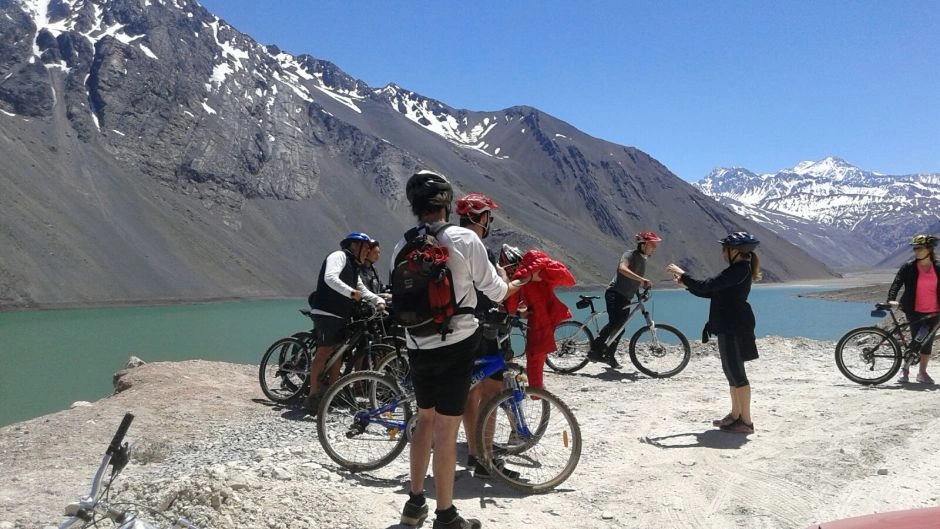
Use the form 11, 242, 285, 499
0, 0, 835, 308
695, 157, 940, 269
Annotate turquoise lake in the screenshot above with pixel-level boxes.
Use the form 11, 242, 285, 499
0, 285, 875, 426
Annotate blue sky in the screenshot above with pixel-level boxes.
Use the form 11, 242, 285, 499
198, 0, 939, 181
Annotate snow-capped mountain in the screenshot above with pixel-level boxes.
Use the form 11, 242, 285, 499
695, 157, 940, 268
0, 0, 835, 307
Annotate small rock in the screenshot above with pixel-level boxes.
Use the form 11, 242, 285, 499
601, 511, 615, 520
70, 401, 93, 408
877, 468, 889, 475
272, 467, 293, 480
124, 356, 146, 368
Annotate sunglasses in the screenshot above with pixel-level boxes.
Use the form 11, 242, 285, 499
913, 246, 928, 250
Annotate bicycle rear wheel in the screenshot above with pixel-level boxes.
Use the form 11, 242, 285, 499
258, 337, 311, 403
628, 323, 690, 378
547, 321, 593, 373
835, 326, 902, 385
475, 387, 581, 494
317, 370, 411, 471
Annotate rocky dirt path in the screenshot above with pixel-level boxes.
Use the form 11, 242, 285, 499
2, 337, 939, 529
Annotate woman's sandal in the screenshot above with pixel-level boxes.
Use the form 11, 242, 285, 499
719, 418, 755, 434
712, 414, 737, 427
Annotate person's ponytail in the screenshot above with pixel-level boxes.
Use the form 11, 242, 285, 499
749, 252, 762, 281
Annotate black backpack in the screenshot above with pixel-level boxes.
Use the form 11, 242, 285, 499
390, 223, 471, 340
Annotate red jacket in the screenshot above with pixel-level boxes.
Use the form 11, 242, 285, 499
506, 251, 576, 356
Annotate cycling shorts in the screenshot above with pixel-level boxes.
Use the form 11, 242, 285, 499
313, 315, 346, 347
407, 329, 481, 416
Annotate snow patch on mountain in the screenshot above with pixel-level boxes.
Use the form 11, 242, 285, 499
380, 84, 507, 158
695, 157, 940, 265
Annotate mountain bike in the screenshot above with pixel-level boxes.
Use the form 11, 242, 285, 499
317, 310, 582, 493
548, 287, 691, 377
835, 302, 935, 385
258, 303, 398, 403
58, 413, 201, 529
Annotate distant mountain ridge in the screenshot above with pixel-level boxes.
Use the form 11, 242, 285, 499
695, 157, 940, 269
0, 0, 834, 308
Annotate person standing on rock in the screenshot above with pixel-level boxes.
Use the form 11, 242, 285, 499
667, 231, 761, 435
304, 232, 385, 412
393, 171, 525, 529
887, 234, 940, 384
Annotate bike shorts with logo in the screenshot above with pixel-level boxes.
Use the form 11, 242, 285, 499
408, 328, 482, 416
313, 315, 347, 347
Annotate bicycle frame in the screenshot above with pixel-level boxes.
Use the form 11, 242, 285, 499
60, 413, 199, 529
872, 303, 940, 360
577, 288, 658, 350
354, 314, 532, 438
319, 309, 390, 381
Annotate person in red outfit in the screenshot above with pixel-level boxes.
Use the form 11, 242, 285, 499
505, 250, 576, 389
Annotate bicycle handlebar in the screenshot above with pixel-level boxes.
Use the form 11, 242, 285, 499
107, 412, 134, 455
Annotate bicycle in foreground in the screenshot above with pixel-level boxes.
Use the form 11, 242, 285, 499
316, 310, 582, 493
549, 287, 691, 377
835, 302, 937, 385
58, 413, 201, 529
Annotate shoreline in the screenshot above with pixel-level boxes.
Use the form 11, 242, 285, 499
0, 272, 896, 313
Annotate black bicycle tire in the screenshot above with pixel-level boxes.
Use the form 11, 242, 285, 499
292, 331, 317, 350
474, 386, 581, 494
628, 323, 691, 378
258, 337, 311, 403
834, 326, 902, 385
316, 370, 411, 472
547, 321, 594, 374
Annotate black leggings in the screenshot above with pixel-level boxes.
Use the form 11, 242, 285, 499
596, 289, 631, 353
717, 333, 750, 387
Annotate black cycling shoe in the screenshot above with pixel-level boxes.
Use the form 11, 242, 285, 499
401, 500, 429, 527
468, 455, 521, 480
432, 514, 481, 529
587, 348, 605, 363
604, 354, 621, 369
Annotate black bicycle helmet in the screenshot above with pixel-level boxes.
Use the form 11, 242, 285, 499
911, 234, 938, 248
405, 170, 453, 207
499, 244, 524, 273
720, 231, 760, 252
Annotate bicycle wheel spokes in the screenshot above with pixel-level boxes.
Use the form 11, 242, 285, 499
317, 371, 411, 472
835, 327, 901, 385
476, 387, 581, 494
547, 321, 593, 374
259, 338, 310, 403
629, 323, 691, 378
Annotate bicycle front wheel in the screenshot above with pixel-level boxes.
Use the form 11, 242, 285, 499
475, 387, 581, 494
258, 337, 311, 403
628, 324, 691, 378
835, 326, 902, 385
317, 370, 411, 472
547, 321, 593, 374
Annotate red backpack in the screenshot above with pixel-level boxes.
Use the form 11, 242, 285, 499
390, 223, 471, 340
